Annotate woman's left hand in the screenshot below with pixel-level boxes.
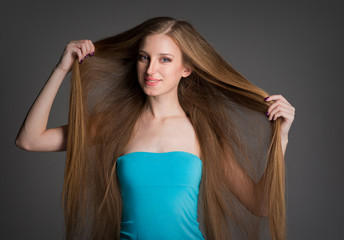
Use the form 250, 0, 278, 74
265, 95, 295, 152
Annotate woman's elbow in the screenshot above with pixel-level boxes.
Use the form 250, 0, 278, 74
15, 137, 34, 151
247, 199, 268, 217
252, 202, 268, 217
257, 208, 268, 217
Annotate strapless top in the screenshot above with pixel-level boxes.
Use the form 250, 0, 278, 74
116, 151, 205, 240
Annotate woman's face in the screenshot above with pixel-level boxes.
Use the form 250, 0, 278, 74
137, 34, 191, 97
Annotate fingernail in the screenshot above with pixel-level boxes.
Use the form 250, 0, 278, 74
90, 52, 94, 56
265, 111, 269, 116
264, 97, 269, 101
79, 59, 83, 64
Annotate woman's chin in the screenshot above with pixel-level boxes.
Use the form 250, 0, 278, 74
143, 90, 161, 97
140, 84, 177, 98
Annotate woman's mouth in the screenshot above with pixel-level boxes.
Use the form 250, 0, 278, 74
145, 77, 161, 86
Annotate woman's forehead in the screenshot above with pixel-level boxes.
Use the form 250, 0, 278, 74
139, 34, 182, 56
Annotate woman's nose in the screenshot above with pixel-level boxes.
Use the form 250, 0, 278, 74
146, 60, 157, 75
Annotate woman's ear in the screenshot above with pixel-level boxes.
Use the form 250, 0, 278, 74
182, 66, 192, 78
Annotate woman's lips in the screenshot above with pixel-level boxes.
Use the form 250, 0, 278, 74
145, 77, 161, 86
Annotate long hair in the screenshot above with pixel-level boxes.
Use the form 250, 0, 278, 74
63, 17, 285, 240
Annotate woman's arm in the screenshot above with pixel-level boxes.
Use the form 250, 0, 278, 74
15, 40, 95, 152
225, 156, 269, 217
226, 94, 295, 216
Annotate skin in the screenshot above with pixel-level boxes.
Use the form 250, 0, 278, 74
15, 34, 295, 217
265, 95, 295, 154
15, 40, 95, 151
123, 34, 197, 156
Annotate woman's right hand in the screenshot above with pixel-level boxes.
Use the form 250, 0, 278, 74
56, 40, 95, 73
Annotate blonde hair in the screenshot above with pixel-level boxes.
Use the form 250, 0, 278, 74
64, 17, 285, 239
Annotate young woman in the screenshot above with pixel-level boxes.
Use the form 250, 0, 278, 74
16, 17, 295, 240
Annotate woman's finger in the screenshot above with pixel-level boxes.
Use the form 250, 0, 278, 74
265, 94, 291, 105
80, 43, 87, 60
266, 100, 295, 117
84, 40, 92, 58
79, 40, 95, 61
271, 109, 294, 121
74, 46, 83, 63
267, 100, 292, 113
265, 95, 294, 113
264, 94, 295, 121
267, 105, 293, 121
86, 40, 95, 56
89, 40, 95, 55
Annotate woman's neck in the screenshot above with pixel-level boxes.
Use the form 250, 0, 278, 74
144, 94, 185, 119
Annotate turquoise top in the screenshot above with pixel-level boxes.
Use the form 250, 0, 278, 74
116, 151, 205, 240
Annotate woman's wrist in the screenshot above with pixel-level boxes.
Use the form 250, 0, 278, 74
48, 64, 69, 84
281, 135, 288, 156
54, 62, 71, 75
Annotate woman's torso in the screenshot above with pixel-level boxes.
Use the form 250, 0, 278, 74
116, 112, 204, 239
117, 151, 204, 240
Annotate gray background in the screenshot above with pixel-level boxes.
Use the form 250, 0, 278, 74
1, 0, 343, 239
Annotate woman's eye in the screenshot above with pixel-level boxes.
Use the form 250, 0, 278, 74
138, 55, 148, 61
161, 57, 171, 63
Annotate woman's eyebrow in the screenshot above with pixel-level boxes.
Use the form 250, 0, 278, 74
138, 50, 175, 57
